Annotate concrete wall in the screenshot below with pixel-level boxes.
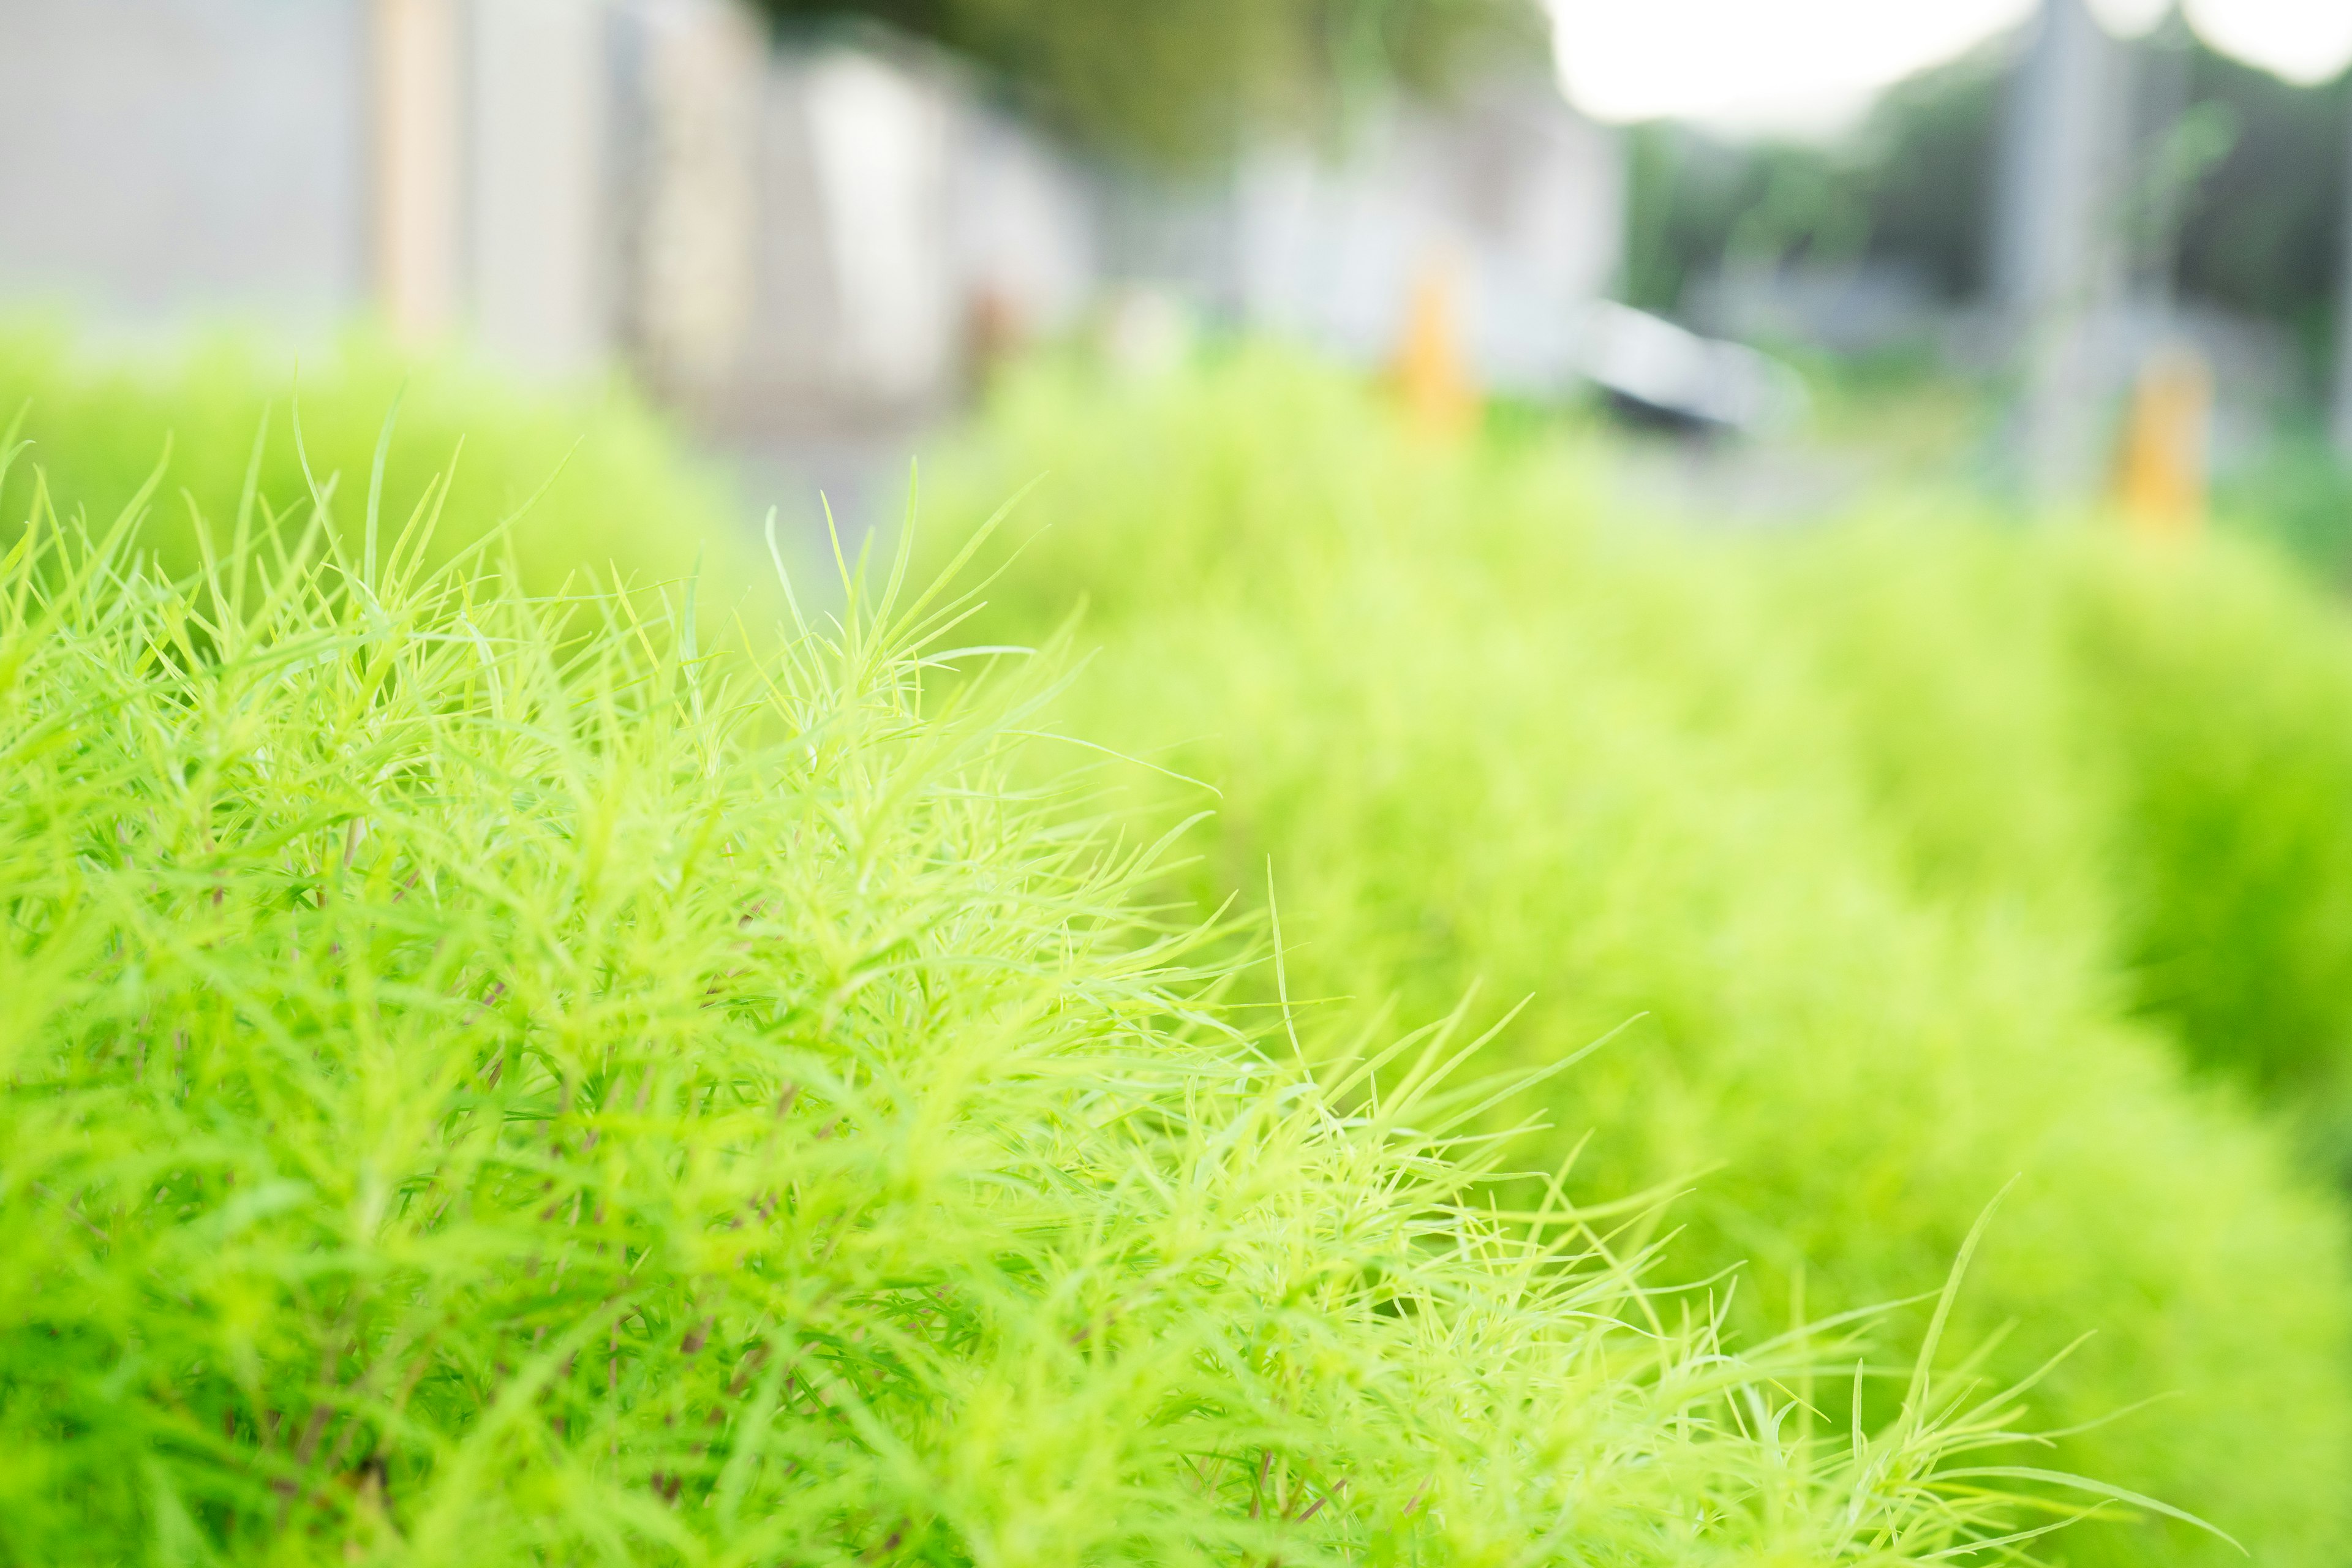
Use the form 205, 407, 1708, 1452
0, 0, 369, 333
1232, 81, 1623, 391
0, 0, 625, 372
610, 0, 764, 395
728, 43, 1098, 427
1101, 78, 1624, 393
0, 4, 1624, 417
467, 0, 614, 375
948, 106, 1099, 343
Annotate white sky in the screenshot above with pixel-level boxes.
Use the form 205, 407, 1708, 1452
2183, 0, 2352, 85
1549, 0, 2352, 132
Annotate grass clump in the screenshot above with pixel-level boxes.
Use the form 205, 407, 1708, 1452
0, 428, 2103, 1565
929, 350, 2352, 1568
0, 321, 746, 598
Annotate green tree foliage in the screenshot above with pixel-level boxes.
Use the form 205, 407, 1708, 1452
1623, 46, 2005, 312
2171, 47, 2350, 342
1623, 24, 2348, 343
756, 0, 1544, 162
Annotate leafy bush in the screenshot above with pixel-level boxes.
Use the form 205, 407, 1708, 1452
1771, 514, 2352, 1172
0, 430, 2101, 1564
0, 322, 747, 601
931, 352, 2352, 1568
2214, 424, 2352, 585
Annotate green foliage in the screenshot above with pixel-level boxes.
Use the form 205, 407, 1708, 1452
2212, 423, 2352, 584
0, 425, 2092, 1564
757, 0, 1542, 164
1624, 23, 2343, 334
0, 323, 748, 603
1620, 43, 2006, 314
1773, 512, 2352, 1172
2172, 45, 2351, 339
930, 351, 2352, 1568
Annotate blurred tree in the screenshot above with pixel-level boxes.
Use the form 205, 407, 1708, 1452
753, 0, 1546, 164
1624, 27, 2350, 368
1621, 45, 2007, 314
2174, 50, 2348, 349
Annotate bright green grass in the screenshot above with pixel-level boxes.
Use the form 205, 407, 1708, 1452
0, 423, 2116, 1564
0, 321, 748, 601
1773, 514, 2352, 1171
930, 350, 2352, 1568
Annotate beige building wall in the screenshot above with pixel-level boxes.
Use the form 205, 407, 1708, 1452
467, 0, 615, 376
0, 0, 369, 333
374, 0, 464, 341
0, 3, 1627, 419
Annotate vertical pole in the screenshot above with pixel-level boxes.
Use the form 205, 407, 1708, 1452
372, 0, 463, 341
1992, 0, 2126, 502
2332, 91, 2352, 458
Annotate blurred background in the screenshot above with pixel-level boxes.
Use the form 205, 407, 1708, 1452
21, 14, 2352, 1559
5, 0, 2352, 555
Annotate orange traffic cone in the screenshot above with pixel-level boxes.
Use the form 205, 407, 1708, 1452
2114, 346, 2212, 543
1392, 254, 1479, 442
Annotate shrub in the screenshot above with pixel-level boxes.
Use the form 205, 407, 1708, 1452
931, 352, 2352, 1568
0, 322, 747, 600
0, 435, 2090, 1564
1771, 517, 2352, 1173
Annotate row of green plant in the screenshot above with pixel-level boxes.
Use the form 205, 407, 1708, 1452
0, 323, 746, 600
1767, 508, 2352, 1164
929, 350, 2352, 1568
0, 352, 2143, 1564
18, 328, 2352, 1565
